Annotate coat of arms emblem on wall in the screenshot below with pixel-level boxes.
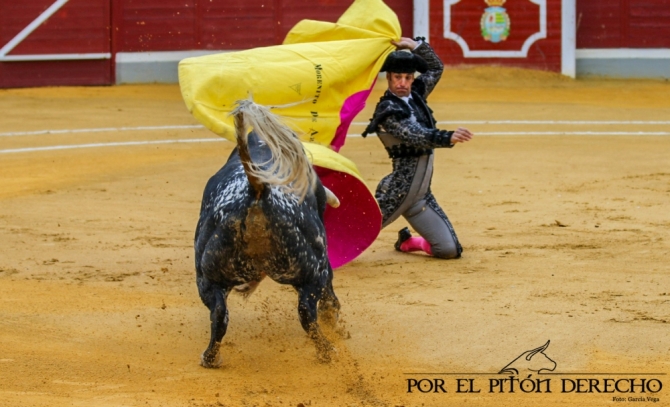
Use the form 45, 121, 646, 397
481, 0, 511, 43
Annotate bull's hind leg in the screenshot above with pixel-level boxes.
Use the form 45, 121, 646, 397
317, 264, 340, 328
197, 277, 230, 368
296, 280, 333, 363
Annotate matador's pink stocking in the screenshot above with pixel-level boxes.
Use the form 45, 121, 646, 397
400, 237, 433, 255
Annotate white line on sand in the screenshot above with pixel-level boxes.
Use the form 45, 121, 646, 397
3, 130, 670, 155
3, 120, 670, 138
0, 138, 221, 154
0, 125, 204, 137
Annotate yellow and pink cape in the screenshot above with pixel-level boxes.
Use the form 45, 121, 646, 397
179, 0, 401, 268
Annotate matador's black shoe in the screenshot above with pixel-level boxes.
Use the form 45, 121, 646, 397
395, 227, 412, 251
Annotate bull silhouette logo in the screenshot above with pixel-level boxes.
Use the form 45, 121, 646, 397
499, 340, 557, 374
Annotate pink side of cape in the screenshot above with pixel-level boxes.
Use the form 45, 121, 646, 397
314, 167, 382, 269
330, 78, 377, 152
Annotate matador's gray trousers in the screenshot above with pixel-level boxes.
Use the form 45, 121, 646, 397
379, 133, 462, 259
403, 196, 461, 259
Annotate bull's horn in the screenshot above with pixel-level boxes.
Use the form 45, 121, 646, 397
324, 186, 340, 208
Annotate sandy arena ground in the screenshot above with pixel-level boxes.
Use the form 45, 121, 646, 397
1, 68, 669, 407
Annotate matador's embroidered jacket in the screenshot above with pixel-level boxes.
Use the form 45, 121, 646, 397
363, 42, 458, 228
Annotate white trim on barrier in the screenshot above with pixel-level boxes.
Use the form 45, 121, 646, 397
561, 0, 576, 78
413, 0, 430, 40
443, 0, 547, 58
576, 49, 670, 59
0, 53, 111, 62
115, 50, 232, 63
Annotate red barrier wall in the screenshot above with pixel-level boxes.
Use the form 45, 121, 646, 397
577, 0, 670, 48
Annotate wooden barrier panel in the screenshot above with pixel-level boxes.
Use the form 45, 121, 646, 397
112, 0, 413, 52
577, 0, 670, 48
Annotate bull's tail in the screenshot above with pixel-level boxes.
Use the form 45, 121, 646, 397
231, 99, 316, 202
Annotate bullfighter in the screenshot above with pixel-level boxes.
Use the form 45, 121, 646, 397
363, 37, 474, 259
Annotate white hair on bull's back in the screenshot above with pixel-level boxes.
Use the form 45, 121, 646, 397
231, 99, 316, 202
212, 168, 248, 213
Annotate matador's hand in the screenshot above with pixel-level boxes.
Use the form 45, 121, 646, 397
450, 127, 473, 144
392, 37, 418, 51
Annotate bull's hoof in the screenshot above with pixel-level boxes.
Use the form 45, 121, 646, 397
200, 349, 223, 368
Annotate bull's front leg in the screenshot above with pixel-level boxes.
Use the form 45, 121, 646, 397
296, 281, 333, 363
198, 278, 230, 368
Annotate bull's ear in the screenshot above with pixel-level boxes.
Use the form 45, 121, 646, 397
525, 340, 551, 360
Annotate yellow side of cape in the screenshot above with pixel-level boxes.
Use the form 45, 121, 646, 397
178, 0, 400, 146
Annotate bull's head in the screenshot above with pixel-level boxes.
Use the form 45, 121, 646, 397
499, 340, 557, 375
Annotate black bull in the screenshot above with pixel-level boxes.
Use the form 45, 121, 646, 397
194, 100, 340, 367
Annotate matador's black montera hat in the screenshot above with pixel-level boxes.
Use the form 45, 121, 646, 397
380, 50, 428, 74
